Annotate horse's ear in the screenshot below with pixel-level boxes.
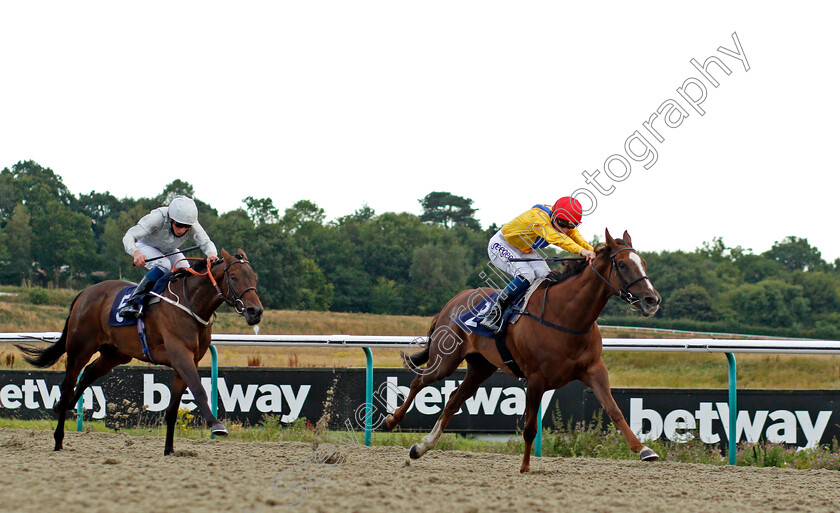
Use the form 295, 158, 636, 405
623, 230, 632, 247
605, 228, 615, 248
236, 248, 247, 260
221, 249, 232, 260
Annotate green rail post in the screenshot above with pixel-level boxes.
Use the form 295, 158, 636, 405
210, 344, 218, 439
363, 347, 373, 446
76, 370, 84, 432
535, 401, 543, 457
726, 352, 737, 465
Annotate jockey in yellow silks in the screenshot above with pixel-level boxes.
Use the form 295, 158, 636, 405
480, 196, 596, 332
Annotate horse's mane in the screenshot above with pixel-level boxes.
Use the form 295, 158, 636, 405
546, 259, 587, 284
190, 258, 209, 272
545, 241, 626, 284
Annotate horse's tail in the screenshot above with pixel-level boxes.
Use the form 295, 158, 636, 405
401, 313, 438, 369
16, 292, 80, 368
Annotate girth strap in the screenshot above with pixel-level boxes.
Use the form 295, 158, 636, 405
494, 330, 526, 379
137, 318, 155, 363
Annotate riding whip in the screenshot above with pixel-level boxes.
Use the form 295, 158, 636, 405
143, 245, 201, 263
508, 257, 584, 262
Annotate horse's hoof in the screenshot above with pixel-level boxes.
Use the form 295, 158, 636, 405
640, 446, 659, 461
164, 448, 173, 456
210, 423, 228, 436
409, 445, 420, 459
381, 415, 395, 432
520, 465, 530, 473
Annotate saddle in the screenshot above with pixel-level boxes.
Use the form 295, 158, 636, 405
455, 280, 546, 379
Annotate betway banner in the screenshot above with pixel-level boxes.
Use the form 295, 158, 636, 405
0, 368, 837, 448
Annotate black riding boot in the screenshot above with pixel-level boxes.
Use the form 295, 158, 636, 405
479, 292, 517, 333
480, 276, 531, 333
119, 275, 157, 319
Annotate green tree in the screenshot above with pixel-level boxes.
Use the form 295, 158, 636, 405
696, 237, 749, 262
101, 205, 152, 280
641, 251, 720, 303
296, 258, 333, 311
371, 277, 403, 315
155, 179, 196, 205
304, 216, 372, 312
30, 200, 97, 283
733, 254, 785, 284
358, 212, 434, 283
666, 284, 716, 321
409, 243, 469, 315
243, 196, 280, 226
0, 161, 73, 221
792, 272, 840, 316
1, 204, 33, 283
281, 200, 326, 234
246, 224, 305, 310
75, 191, 126, 239
724, 280, 809, 328
0, 224, 7, 262
764, 236, 824, 272
214, 209, 257, 253
419, 191, 481, 230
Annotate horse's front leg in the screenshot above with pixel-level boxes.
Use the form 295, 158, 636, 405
167, 346, 227, 437
520, 377, 545, 473
582, 359, 658, 461
164, 372, 188, 455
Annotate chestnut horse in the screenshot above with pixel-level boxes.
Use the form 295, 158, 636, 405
17, 248, 263, 455
385, 229, 661, 472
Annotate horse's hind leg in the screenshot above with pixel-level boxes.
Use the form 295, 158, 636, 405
410, 355, 497, 459
164, 372, 187, 455
384, 347, 465, 431
383, 372, 438, 431
53, 343, 98, 451
582, 360, 658, 461
69, 346, 131, 406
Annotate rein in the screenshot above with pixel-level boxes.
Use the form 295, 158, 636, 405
521, 246, 651, 335
172, 256, 257, 320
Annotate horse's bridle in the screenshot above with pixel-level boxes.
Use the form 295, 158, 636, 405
179, 256, 256, 318
213, 258, 257, 315
588, 247, 652, 310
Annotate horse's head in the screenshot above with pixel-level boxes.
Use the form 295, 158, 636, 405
603, 228, 661, 316
218, 248, 264, 325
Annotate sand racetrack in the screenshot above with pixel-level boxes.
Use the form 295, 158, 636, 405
2, 428, 839, 513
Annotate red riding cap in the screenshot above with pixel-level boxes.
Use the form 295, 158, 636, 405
551, 196, 583, 225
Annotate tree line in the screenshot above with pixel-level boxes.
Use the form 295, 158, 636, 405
2, 160, 840, 339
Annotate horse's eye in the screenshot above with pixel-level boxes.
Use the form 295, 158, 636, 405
619, 262, 627, 270
231, 275, 238, 282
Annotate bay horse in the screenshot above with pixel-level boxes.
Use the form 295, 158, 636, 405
384, 229, 662, 472
16, 248, 263, 455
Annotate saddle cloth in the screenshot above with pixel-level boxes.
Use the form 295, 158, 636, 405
107, 275, 172, 327
455, 279, 546, 338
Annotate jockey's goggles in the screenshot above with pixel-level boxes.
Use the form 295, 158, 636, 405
556, 219, 579, 229
172, 221, 192, 229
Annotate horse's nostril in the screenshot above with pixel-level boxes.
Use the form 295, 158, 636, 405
646, 296, 660, 306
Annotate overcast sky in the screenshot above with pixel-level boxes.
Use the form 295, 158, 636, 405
2, 2, 838, 261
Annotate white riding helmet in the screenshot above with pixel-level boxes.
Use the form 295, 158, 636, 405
168, 196, 198, 226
